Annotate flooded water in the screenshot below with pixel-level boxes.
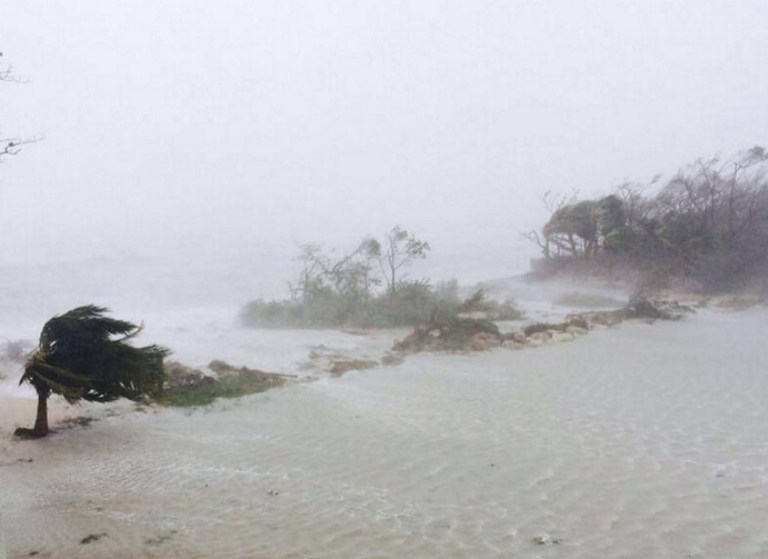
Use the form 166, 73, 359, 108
2, 300, 768, 558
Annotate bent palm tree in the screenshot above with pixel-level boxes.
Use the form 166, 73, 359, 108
18, 305, 169, 438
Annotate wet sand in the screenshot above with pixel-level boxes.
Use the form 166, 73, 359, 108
2, 308, 768, 558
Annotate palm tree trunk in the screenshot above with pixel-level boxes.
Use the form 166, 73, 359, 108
32, 385, 50, 437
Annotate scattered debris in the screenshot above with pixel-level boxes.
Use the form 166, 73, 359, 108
80, 533, 107, 545
145, 530, 178, 547
532, 534, 563, 546
59, 416, 95, 429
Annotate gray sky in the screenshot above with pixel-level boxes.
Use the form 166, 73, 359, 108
2, 0, 767, 277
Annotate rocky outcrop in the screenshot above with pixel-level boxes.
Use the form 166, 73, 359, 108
393, 316, 502, 353
391, 297, 693, 355
623, 297, 694, 320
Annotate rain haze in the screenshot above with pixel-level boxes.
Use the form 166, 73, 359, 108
3, 2, 768, 558
2, 1, 767, 292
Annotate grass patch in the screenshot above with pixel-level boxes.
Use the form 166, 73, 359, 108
160, 373, 282, 407
159, 362, 287, 408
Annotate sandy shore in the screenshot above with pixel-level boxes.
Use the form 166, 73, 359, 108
0, 376, 131, 452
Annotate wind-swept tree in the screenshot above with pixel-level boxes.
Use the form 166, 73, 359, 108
17, 305, 169, 438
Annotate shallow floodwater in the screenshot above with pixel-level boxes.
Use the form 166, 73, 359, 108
2, 308, 768, 558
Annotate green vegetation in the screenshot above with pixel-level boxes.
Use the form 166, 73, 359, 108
241, 278, 468, 328
241, 227, 522, 329
159, 360, 287, 407
160, 371, 279, 407
17, 305, 169, 438
525, 147, 768, 292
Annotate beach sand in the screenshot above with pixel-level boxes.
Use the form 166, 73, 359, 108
1, 307, 768, 558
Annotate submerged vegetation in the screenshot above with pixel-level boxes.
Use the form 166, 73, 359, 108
524, 147, 768, 293
241, 226, 522, 329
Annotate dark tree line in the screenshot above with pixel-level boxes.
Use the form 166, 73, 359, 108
526, 147, 768, 291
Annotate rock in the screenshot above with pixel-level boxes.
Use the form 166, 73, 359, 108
565, 325, 588, 336
565, 316, 590, 330
529, 331, 552, 342
470, 332, 501, 351
511, 331, 527, 343
624, 297, 694, 321
551, 331, 575, 343
501, 340, 525, 350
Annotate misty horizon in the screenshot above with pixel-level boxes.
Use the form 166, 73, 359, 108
2, 1, 767, 273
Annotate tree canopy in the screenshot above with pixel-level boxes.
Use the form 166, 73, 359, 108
527, 146, 768, 291
18, 305, 169, 438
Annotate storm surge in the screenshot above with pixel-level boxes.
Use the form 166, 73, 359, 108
2, 307, 767, 558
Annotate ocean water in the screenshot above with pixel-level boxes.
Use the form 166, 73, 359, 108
2, 258, 768, 558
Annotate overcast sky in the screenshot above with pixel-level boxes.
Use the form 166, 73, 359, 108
2, 0, 767, 277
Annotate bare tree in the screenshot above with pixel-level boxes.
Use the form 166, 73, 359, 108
1, 51, 36, 162
376, 226, 430, 294
287, 244, 328, 301
520, 190, 577, 258
288, 239, 381, 305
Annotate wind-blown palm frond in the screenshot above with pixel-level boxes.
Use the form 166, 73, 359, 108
21, 305, 169, 404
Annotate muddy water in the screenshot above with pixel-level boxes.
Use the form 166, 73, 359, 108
2, 309, 768, 558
